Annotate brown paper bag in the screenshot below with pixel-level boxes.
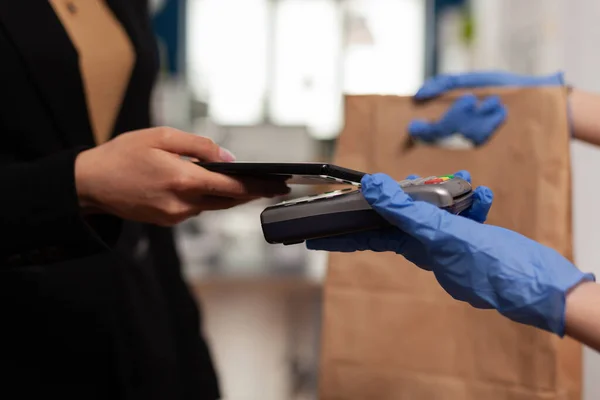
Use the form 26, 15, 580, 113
320, 87, 581, 400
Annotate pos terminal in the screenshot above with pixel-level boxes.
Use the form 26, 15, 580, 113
197, 162, 474, 246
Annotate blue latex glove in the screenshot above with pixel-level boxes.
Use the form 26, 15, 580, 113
409, 71, 569, 144
414, 71, 565, 100
409, 94, 507, 145
306, 173, 595, 336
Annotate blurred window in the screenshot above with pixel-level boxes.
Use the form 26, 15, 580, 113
186, 0, 425, 139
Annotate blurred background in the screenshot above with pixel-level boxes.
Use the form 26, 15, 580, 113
149, 0, 600, 398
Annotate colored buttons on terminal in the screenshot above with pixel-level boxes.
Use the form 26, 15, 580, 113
424, 175, 454, 184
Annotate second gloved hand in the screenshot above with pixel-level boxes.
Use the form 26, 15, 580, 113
307, 173, 595, 336
408, 71, 570, 144
408, 94, 507, 145
414, 71, 565, 100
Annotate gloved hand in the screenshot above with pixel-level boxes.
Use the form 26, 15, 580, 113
414, 71, 565, 100
306, 172, 595, 336
409, 71, 568, 144
408, 94, 507, 145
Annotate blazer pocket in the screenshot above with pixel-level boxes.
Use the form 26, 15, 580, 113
0, 251, 125, 381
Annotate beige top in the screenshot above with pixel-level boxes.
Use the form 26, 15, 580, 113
49, 0, 136, 145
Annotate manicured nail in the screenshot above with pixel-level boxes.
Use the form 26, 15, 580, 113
219, 147, 236, 162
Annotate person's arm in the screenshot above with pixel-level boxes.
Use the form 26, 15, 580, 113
2, 127, 291, 265
307, 172, 596, 341
0, 148, 122, 263
565, 281, 600, 351
569, 89, 600, 147
411, 71, 600, 148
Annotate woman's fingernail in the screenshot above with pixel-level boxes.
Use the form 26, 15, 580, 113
219, 147, 236, 162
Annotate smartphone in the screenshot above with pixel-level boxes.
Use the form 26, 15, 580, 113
195, 162, 366, 185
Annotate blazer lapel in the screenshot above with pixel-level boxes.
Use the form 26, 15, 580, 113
0, 0, 95, 148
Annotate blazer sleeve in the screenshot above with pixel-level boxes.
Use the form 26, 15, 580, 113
0, 147, 122, 262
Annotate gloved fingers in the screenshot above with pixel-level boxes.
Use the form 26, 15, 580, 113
401, 171, 491, 223
305, 227, 409, 253
452, 170, 471, 183
469, 105, 507, 146
414, 71, 564, 101
408, 119, 445, 142
306, 228, 434, 271
450, 93, 479, 110
403, 170, 491, 223
359, 172, 489, 232
411, 93, 497, 145
478, 95, 502, 113
414, 72, 514, 100
459, 186, 493, 223
461, 107, 507, 146
444, 94, 478, 118
360, 173, 452, 241
451, 72, 528, 90
413, 75, 449, 100
409, 94, 477, 142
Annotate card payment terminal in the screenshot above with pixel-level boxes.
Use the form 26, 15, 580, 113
260, 175, 474, 245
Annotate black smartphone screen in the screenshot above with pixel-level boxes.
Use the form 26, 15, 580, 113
195, 162, 366, 185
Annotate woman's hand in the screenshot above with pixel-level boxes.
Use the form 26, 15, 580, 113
74, 127, 290, 226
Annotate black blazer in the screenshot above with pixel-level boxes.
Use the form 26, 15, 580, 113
0, 1, 219, 399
